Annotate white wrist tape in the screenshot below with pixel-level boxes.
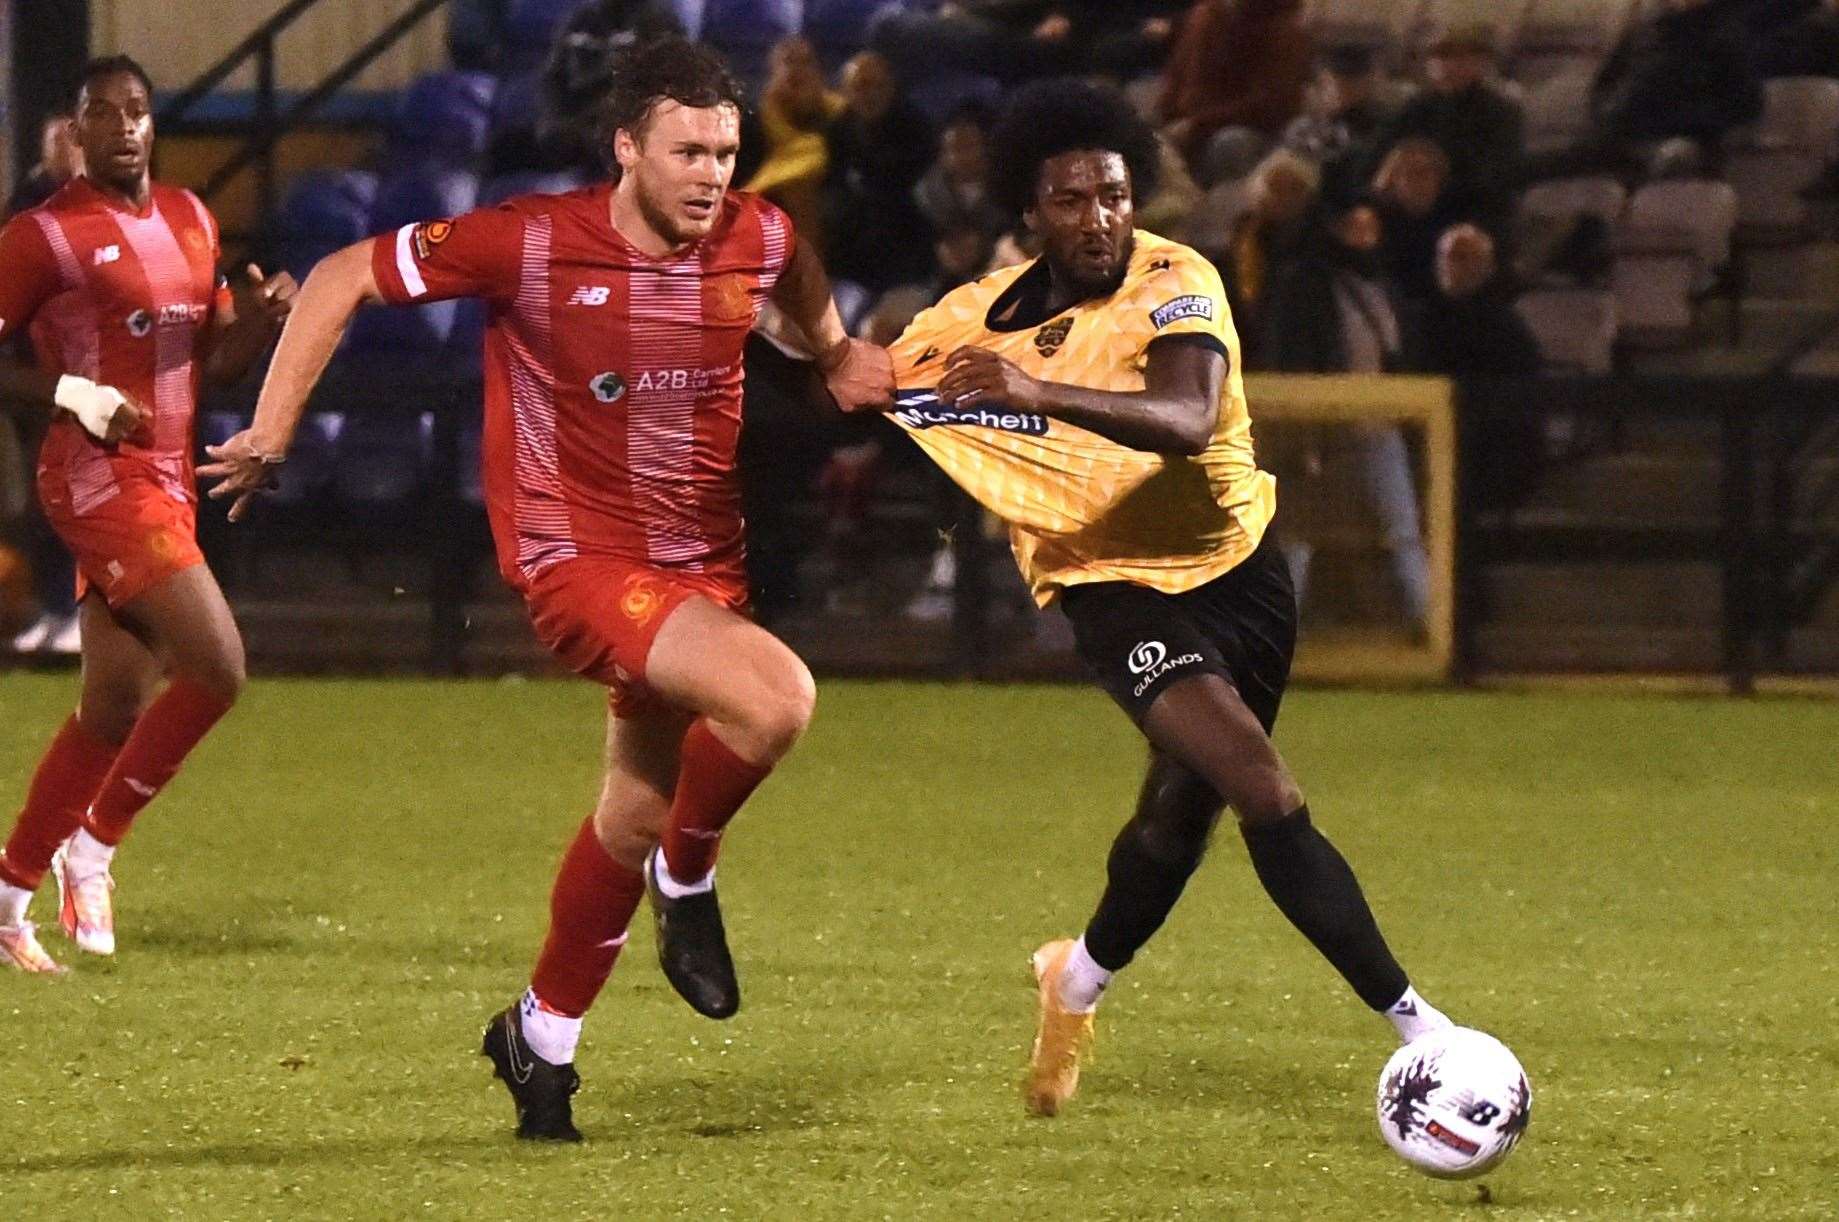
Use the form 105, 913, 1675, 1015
54, 375, 128, 440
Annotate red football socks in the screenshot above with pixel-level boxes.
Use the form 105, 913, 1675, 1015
0, 715, 121, 891
659, 718, 771, 885
81, 678, 232, 847
530, 817, 647, 1017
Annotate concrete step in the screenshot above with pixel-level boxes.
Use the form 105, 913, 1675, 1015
1482, 562, 1724, 627
1472, 623, 1839, 672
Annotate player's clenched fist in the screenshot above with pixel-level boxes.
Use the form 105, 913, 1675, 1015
232, 263, 299, 325
819, 337, 896, 413
937, 345, 1045, 413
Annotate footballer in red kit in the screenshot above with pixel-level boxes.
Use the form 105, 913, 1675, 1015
0, 56, 297, 974
203, 37, 894, 1141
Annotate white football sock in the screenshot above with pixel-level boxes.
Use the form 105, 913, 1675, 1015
1, 881, 31, 927
65, 828, 115, 874
1057, 936, 1113, 1014
520, 988, 582, 1065
1385, 985, 1454, 1044
652, 847, 714, 899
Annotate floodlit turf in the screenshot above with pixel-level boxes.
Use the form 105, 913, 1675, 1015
2, 674, 1834, 1218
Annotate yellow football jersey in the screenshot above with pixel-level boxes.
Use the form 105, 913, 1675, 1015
887, 230, 1277, 605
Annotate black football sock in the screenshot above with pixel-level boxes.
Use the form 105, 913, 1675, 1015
1240, 805, 1410, 1011
1082, 815, 1210, 973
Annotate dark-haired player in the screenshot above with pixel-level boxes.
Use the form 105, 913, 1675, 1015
0, 56, 296, 973
203, 37, 892, 1140
871, 79, 1453, 1115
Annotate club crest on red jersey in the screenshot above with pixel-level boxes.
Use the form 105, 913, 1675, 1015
126, 309, 153, 338
590, 371, 627, 403
413, 220, 454, 260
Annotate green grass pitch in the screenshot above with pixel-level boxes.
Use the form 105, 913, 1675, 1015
3, 674, 1835, 1218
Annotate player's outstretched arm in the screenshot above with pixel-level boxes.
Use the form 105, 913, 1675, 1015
198, 240, 382, 521
770, 236, 894, 413
935, 338, 1224, 455
203, 263, 299, 388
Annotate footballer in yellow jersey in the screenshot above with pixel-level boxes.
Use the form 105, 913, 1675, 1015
888, 228, 1275, 606
858, 79, 1458, 1120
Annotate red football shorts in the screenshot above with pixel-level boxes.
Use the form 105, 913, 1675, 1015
524, 556, 750, 718
37, 463, 204, 609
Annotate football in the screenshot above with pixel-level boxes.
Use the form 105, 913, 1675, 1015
1377, 1026, 1532, 1179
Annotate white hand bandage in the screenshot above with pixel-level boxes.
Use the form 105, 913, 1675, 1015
54, 375, 130, 441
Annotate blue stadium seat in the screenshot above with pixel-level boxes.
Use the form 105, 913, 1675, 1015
332, 413, 434, 506
490, 69, 544, 142
804, 0, 896, 66
392, 71, 498, 167
479, 169, 590, 205
906, 69, 1001, 127
702, 0, 804, 87
275, 170, 378, 280
348, 169, 481, 354
506, 0, 592, 58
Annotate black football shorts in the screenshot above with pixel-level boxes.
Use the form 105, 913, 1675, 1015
1058, 531, 1297, 732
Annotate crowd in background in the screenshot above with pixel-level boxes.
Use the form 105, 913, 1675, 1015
7, 0, 1839, 645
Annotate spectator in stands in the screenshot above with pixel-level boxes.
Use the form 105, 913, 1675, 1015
869, 2, 1082, 83
1759, 0, 1839, 78
1376, 24, 1522, 234
823, 51, 936, 293
1157, 0, 1314, 169
743, 36, 845, 250
1281, 45, 1394, 178
1410, 225, 1541, 380
1265, 190, 1432, 632
1077, 2, 1192, 80
6, 114, 83, 215
1371, 137, 1469, 306
539, 0, 686, 169
1411, 225, 1546, 514
913, 102, 1010, 250
3, 114, 85, 655
1218, 149, 1319, 369
869, 1, 1187, 83
1586, 0, 1763, 171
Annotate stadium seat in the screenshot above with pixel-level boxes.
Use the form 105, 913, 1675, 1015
479, 169, 591, 205
1514, 287, 1617, 374
1305, 0, 1407, 70
805, 0, 895, 66
905, 69, 1002, 128
1404, 0, 1529, 72
1516, 176, 1627, 273
701, 0, 803, 87
392, 71, 498, 167
275, 170, 378, 281
506, 0, 592, 58
1727, 77, 1839, 240
1610, 224, 1699, 346
1627, 179, 1737, 282
332, 412, 434, 506
1520, 72, 1594, 156
347, 169, 481, 354
1520, 175, 1626, 225
1509, 0, 1630, 85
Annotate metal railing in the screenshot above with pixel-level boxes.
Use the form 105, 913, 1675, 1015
157, 0, 454, 232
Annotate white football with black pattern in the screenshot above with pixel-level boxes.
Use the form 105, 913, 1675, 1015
1377, 1026, 1531, 1179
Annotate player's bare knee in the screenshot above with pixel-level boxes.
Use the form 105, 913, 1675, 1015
732, 655, 814, 763
78, 685, 144, 745
593, 794, 666, 871
178, 637, 246, 705
1233, 774, 1305, 827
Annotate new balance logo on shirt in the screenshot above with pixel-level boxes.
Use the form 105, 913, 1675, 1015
93, 244, 121, 266
566, 285, 610, 307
